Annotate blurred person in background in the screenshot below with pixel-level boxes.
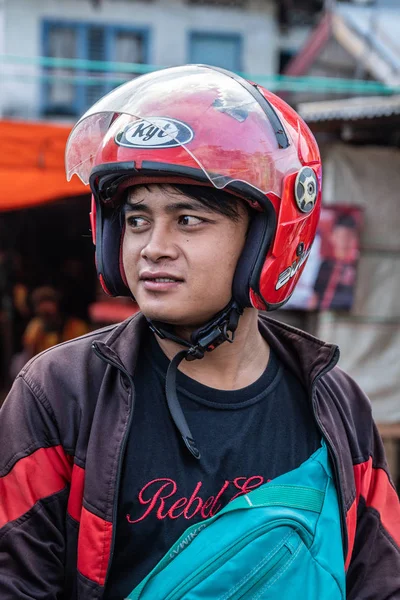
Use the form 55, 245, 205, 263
0, 66, 398, 600
9, 286, 90, 379
3, 252, 31, 352
22, 285, 90, 358
313, 212, 359, 311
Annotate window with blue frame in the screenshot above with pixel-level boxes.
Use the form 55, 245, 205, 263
42, 21, 150, 117
188, 32, 242, 72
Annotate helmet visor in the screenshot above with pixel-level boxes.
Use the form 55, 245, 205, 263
65, 65, 301, 196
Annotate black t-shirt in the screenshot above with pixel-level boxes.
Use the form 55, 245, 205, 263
105, 333, 320, 599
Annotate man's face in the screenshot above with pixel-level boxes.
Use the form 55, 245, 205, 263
36, 300, 58, 319
122, 184, 249, 327
331, 225, 357, 260
36, 299, 60, 329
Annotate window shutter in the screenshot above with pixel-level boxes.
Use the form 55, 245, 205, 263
47, 26, 77, 112
86, 26, 107, 108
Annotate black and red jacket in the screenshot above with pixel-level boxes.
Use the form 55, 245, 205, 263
0, 313, 399, 599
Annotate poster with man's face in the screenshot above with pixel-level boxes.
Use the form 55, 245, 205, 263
284, 206, 363, 311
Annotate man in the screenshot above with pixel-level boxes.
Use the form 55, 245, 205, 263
314, 212, 359, 310
22, 285, 90, 358
0, 65, 399, 599
9, 285, 89, 379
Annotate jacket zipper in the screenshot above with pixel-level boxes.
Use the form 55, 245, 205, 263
91, 341, 136, 592
309, 346, 348, 562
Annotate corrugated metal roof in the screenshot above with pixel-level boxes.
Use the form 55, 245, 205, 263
297, 94, 400, 122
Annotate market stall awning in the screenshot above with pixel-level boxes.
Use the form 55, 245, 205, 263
0, 119, 88, 211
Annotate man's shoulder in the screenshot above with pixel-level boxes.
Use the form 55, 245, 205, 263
321, 364, 371, 410
257, 313, 371, 412
315, 363, 376, 466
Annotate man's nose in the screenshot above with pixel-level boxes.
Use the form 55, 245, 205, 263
140, 224, 179, 262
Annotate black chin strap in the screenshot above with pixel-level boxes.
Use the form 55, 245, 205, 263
147, 300, 243, 460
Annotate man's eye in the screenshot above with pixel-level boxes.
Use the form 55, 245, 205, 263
179, 215, 204, 226
126, 216, 148, 228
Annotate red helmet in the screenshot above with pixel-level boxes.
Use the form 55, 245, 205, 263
66, 64, 321, 310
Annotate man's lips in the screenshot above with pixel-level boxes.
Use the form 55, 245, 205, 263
139, 272, 184, 291
139, 271, 184, 282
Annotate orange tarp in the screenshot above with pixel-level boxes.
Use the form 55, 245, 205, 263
0, 119, 88, 211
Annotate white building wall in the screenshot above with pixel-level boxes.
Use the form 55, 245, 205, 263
0, 0, 7, 116
0, 0, 5, 53
1, 0, 278, 119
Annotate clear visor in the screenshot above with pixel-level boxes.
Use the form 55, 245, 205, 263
65, 65, 301, 195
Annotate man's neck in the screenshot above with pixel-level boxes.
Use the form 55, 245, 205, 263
155, 308, 270, 391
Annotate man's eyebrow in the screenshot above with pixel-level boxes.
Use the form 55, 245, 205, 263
165, 201, 215, 213
123, 202, 150, 214
123, 200, 215, 214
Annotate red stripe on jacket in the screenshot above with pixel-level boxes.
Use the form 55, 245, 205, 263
345, 459, 400, 569
0, 445, 72, 528
345, 500, 357, 570
77, 505, 113, 587
67, 463, 85, 522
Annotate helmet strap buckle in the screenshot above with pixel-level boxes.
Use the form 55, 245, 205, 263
186, 306, 241, 361
148, 299, 243, 361
148, 299, 243, 461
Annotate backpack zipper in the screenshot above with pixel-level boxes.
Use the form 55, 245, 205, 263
163, 521, 311, 600
225, 536, 299, 600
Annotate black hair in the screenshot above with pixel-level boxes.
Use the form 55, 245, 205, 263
334, 213, 357, 229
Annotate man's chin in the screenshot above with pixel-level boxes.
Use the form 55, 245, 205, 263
139, 305, 222, 328
140, 310, 197, 327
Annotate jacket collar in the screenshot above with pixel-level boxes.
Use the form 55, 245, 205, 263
257, 316, 339, 390
96, 312, 339, 389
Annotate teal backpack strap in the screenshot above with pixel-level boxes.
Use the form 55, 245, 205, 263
127, 484, 324, 600
226, 485, 324, 513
